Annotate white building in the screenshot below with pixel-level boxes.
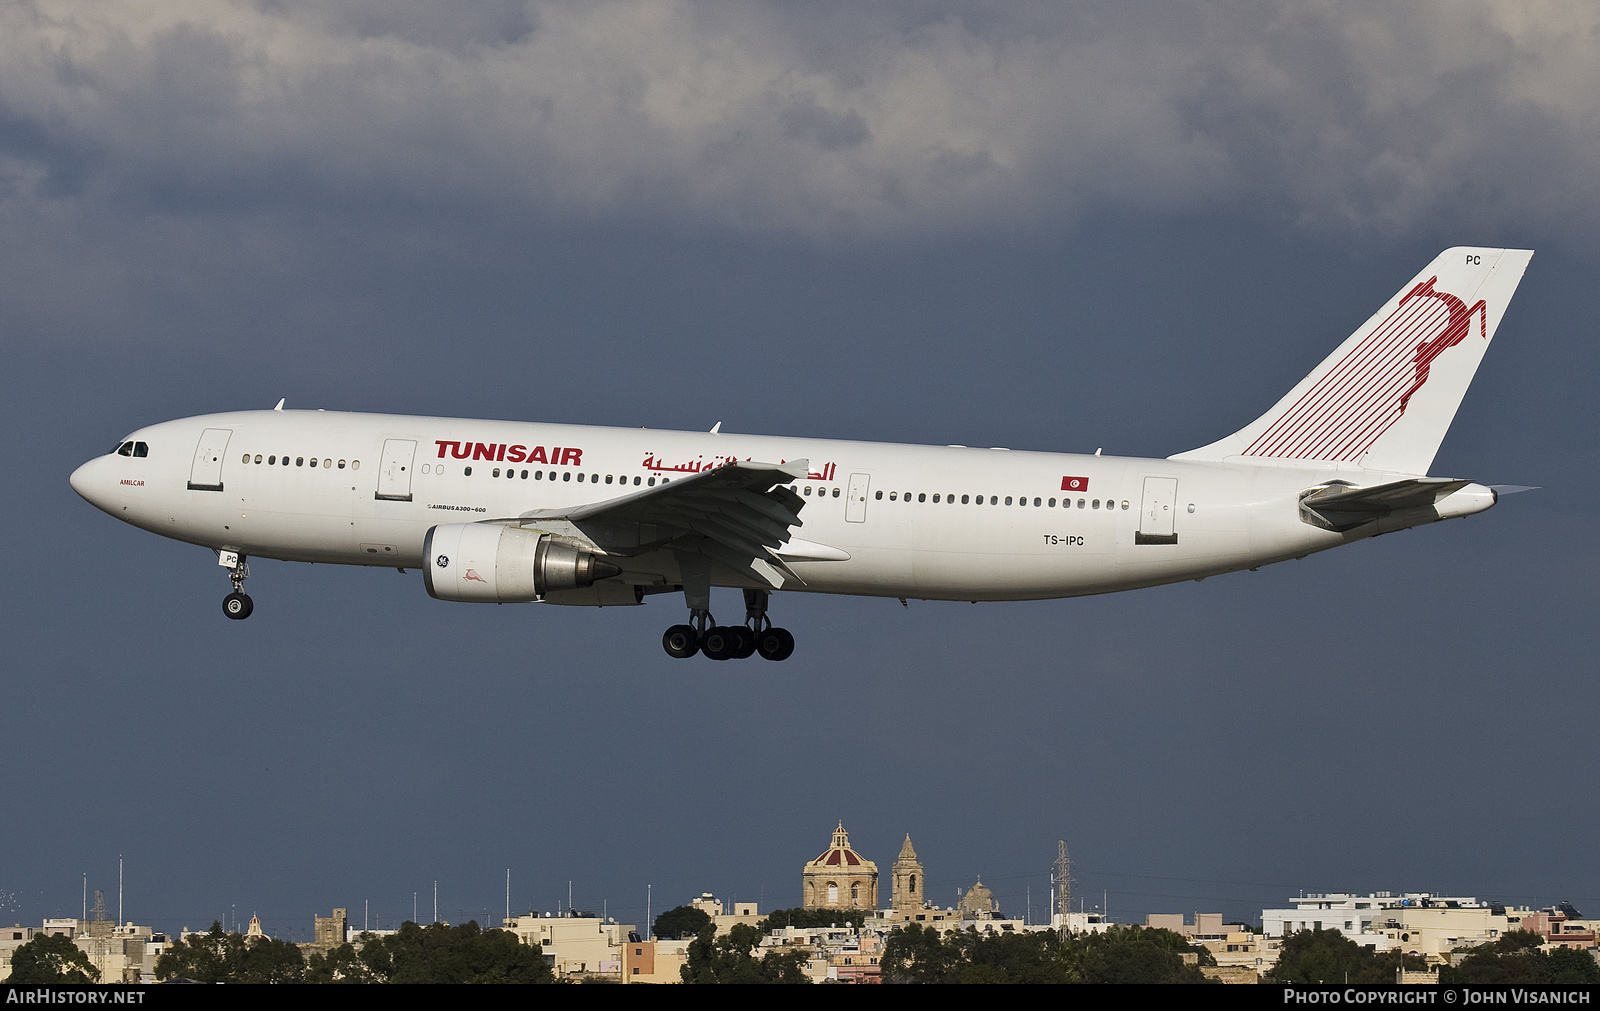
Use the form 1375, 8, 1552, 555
1051, 910, 1113, 934
1263, 893, 1525, 962
503, 913, 635, 980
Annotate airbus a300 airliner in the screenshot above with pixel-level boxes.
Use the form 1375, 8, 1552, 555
71, 248, 1531, 661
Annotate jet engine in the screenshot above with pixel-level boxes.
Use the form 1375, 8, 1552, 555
423, 523, 621, 602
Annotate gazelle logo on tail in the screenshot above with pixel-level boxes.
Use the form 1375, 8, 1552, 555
1396, 278, 1486, 415
1241, 275, 1486, 463
1172, 247, 1532, 476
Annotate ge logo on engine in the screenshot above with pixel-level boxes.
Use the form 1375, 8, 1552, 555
436, 555, 449, 568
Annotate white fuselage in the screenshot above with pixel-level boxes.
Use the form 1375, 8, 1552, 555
69, 409, 1494, 603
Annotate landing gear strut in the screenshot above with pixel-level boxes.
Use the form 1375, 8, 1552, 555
745, 589, 795, 662
219, 550, 253, 620
659, 589, 793, 661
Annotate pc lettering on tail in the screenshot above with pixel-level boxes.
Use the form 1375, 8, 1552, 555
72, 248, 1533, 662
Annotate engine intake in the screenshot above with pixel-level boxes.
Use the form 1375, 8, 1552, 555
423, 523, 621, 602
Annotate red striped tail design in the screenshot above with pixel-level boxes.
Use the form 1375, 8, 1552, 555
1170, 248, 1532, 475
1241, 278, 1486, 463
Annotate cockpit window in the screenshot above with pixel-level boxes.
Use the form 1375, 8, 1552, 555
115, 441, 134, 457
133, 442, 148, 457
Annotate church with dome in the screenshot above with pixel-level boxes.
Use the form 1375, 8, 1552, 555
802, 822, 879, 910
800, 823, 1006, 924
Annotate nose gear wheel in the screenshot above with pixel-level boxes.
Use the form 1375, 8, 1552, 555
221, 553, 254, 620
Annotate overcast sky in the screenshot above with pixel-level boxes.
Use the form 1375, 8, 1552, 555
4, 1, 1598, 937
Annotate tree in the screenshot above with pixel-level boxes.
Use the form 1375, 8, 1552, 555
954, 929, 1075, 984
653, 904, 712, 940
153, 922, 304, 983
304, 941, 381, 984
7, 933, 100, 984
883, 924, 1215, 984
881, 923, 966, 983
355, 920, 553, 984
1267, 928, 1425, 984
758, 907, 867, 932
1074, 928, 1212, 984
681, 923, 809, 983
234, 936, 306, 983
1442, 931, 1600, 985
154, 922, 240, 983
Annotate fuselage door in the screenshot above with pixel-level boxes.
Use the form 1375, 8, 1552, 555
376, 439, 417, 502
187, 428, 232, 491
845, 472, 871, 523
1135, 476, 1179, 545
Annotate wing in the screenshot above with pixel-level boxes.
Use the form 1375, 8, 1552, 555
517, 459, 811, 588
1299, 477, 1474, 532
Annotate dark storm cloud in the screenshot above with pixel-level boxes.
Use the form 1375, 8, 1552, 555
1, 0, 1597, 240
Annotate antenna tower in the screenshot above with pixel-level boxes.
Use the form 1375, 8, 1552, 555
1053, 841, 1073, 927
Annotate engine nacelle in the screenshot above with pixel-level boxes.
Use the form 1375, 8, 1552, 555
423, 523, 621, 602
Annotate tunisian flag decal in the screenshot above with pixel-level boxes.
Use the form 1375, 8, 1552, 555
1061, 476, 1089, 492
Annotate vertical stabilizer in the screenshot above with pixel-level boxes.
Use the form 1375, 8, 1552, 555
1171, 247, 1532, 475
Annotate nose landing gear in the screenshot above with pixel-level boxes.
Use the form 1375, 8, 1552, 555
219, 550, 254, 620
223, 591, 253, 620
659, 589, 793, 661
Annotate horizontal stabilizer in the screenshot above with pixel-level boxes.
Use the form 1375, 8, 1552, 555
1299, 477, 1474, 532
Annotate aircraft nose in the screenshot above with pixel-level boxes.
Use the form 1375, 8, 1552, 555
70, 457, 105, 508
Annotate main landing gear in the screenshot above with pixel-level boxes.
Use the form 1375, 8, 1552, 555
662, 588, 794, 662
220, 550, 254, 620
